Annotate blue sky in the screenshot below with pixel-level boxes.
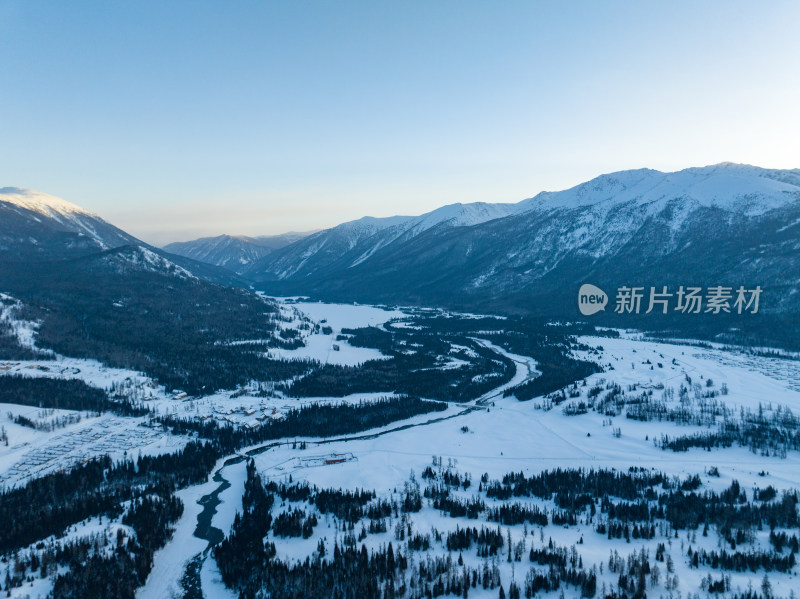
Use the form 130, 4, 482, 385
1, 1, 798, 244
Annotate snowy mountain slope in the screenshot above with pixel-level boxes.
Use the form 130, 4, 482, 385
246, 201, 517, 280
0, 187, 140, 260
0, 187, 244, 286
0, 197, 299, 394
163, 232, 312, 274
252, 164, 800, 346
516, 163, 800, 217
80, 245, 199, 280
249, 164, 800, 285
2, 186, 99, 221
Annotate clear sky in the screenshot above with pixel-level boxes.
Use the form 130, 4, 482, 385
1, 1, 799, 245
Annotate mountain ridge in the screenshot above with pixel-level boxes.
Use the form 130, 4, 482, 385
246, 163, 800, 286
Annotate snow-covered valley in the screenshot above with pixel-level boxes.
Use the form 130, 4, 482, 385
2, 299, 800, 599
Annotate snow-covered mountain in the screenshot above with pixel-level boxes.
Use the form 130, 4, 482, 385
251, 164, 800, 327
164, 232, 312, 275
0, 189, 294, 392
0, 187, 140, 260
0, 187, 243, 286
517, 163, 800, 219
245, 201, 518, 280
496, 162, 800, 266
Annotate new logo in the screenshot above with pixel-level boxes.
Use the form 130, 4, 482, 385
578, 284, 608, 316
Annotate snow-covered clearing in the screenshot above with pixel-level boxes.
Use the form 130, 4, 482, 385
284, 301, 406, 330
267, 300, 406, 365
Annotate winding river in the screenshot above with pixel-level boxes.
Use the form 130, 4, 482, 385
176, 340, 537, 598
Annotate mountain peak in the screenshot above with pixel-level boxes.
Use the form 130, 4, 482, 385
518, 163, 800, 214
1, 187, 140, 257
0, 187, 96, 220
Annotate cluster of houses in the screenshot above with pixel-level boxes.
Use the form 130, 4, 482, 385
638, 382, 666, 390
0, 361, 81, 375
196, 403, 288, 429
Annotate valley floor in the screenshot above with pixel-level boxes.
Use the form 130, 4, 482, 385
3, 300, 800, 598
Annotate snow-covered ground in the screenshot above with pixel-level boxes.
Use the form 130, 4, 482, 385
266, 300, 406, 365
281, 301, 406, 330
5, 297, 800, 597
573, 335, 800, 413
241, 328, 800, 598
267, 332, 387, 366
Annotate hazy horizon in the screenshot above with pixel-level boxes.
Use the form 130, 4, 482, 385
2, 1, 799, 244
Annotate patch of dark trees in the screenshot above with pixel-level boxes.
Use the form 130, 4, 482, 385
1, 442, 216, 597
215, 461, 277, 588
312, 488, 376, 523
658, 405, 800, 458
688, 546, 795, 573
0, 374, 147, 416
0, 441, 218, 555
482, 467, 666, 503
160, 396, 447, 453
659, 481, 799, 538
0, 258, 311, 395
267, 479, 422, 527
272, 508, 318, 538
503, 356, 601, 402
487, 503, 548, 527
425, 484, 485, 520
596, 521, 656, 541
288, 329, 515, 402
525, 539, 597, 598
445, 525, 504, 556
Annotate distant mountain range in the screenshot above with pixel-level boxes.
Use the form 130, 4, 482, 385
4, 162, 800, 348
242, 202, 520, 281
163, 232, 313, 275
244, 164, 799, 302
